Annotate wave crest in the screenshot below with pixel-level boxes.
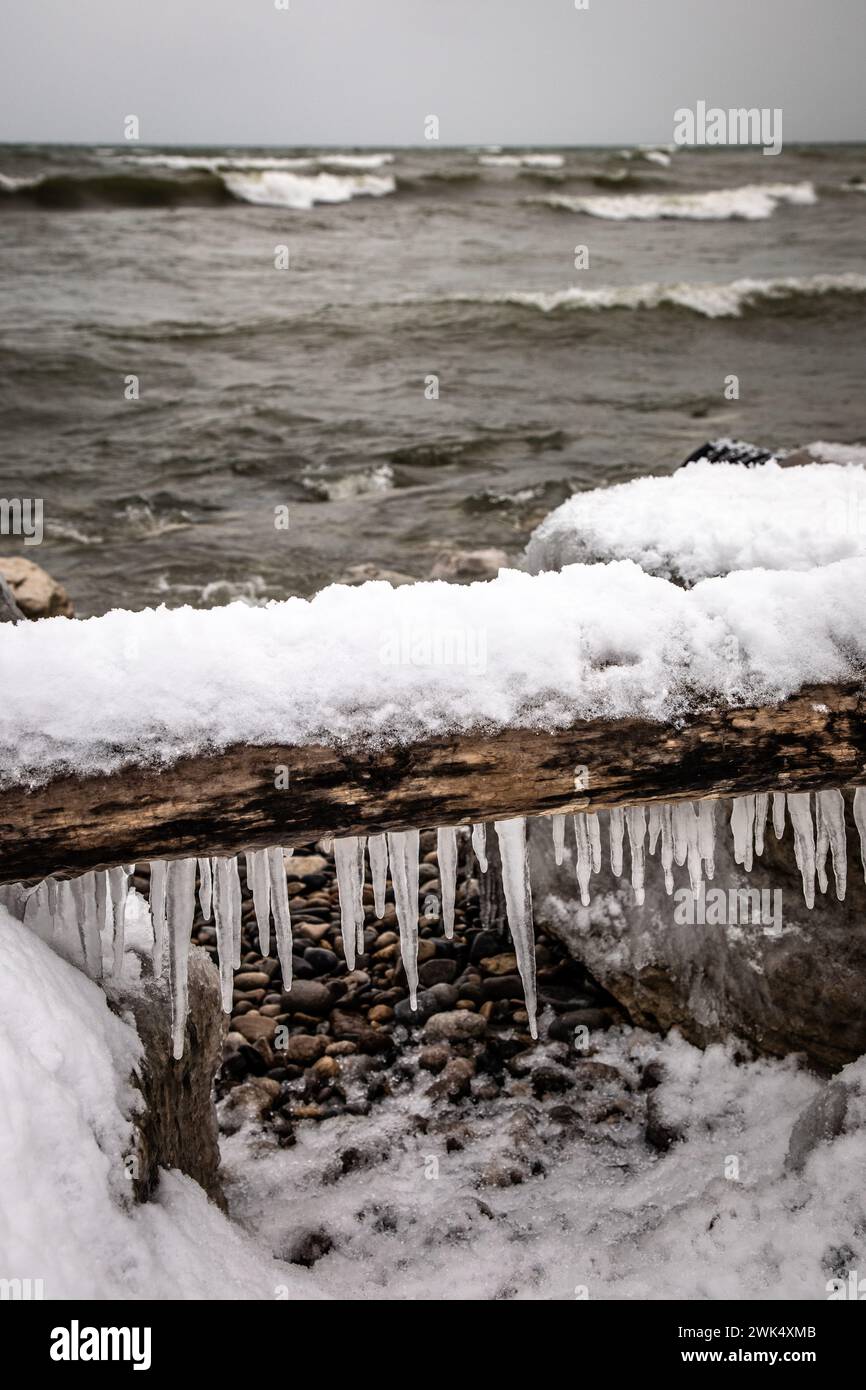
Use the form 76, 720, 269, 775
534, 181, 816, 220
451, 273, 866, 319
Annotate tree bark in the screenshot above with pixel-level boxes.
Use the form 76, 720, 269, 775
1, 681, 864, 885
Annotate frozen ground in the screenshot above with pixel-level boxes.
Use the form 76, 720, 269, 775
3, 899, 865, 1302
221, 1026, 866, 1301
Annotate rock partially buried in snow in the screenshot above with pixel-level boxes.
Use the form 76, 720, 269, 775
0, 556, 74, 619
430, 547, 509, 580
784, 1081, 849, 1173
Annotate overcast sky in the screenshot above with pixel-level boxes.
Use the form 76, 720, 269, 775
1, 0, 863, 146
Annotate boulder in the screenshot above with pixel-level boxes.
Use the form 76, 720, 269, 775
531, 791, 866, 1072
0, 556, 73, 619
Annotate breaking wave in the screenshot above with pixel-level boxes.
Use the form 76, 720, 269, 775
533, 181, 816, 220
448, 273, 866, 320
222, 169, 395, 208
478, 153, 564, 169
0, 166, 396, 210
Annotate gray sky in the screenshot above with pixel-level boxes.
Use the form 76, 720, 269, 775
1, 0, 863, 146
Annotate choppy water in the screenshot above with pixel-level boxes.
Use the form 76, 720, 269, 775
1, 141, 864, 616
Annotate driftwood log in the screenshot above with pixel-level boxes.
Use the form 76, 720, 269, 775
1, 681, 864, 886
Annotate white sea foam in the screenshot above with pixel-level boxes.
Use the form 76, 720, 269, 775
318, 153, 394, 170
126, 152, 393, 173
0, 171, 43, 191
302, 462, 395, 501
466, 272, 866, 320
479, 153, 564, 169
223, 170, 396, 209
536, 181, 816, 220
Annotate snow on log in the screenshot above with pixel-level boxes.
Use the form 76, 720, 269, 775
1, 680, 864, 885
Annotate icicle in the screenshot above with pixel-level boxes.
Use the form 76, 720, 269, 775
213, 857, 236, 1011
815, 797, 829, 896
70, 871, 102, 978
334, 836, 366, 969
94, 870, 109, 963
573, 812, 593, 906
166, 857, 196, 1060
149, 860, 167, 975
772, 791, 786, 840
854, 788, 866, 887
572, 812, 601, 905
386, 829, 420, 1009
672, 802, 703, 896
367, 833, 389, 917
198, 857, 213, 921
588, 813, 601, 873
626, 805, 647, 905
246, 849, 272, 956
107, 865, 129, 976
647, 805, 661, 855
267, 847, 293, 986
225, 855, 241, 968
472, 822, 488, 873
817, 789, 847, 901
697, 799, 716, 879
754, 793, 770, 857
787, 792, 816, 909
609, 806, 624, 877
649, 804, 674, 895
437, 827, 458, 940
494, 817, 537, 1039
730, 796, 755, 873
551, 814, 566, 866
23, 879, 52, 947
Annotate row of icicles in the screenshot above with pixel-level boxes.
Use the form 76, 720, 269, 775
7, 788, 866, 1058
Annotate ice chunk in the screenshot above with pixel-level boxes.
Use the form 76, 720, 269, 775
267, 847, 293, 985
246, 849, 272, 957
787, 792, 816, 908
149, 860, 167, 976
626, 805, 647, 905
386, 830, 420, 1009
166, 857, 196, 1059
472, 822, 488, 873
494, 817, 537, 1038
198, 857, 213, 921
437, 827, 458, 940
367, 833, 388, 918
551, 814, 566, 866
608, 806, 625, 877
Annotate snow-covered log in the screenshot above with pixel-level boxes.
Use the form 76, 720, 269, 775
1, 680, 864, 885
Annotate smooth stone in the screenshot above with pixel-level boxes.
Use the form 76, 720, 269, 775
423, 1010, 487, 1042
